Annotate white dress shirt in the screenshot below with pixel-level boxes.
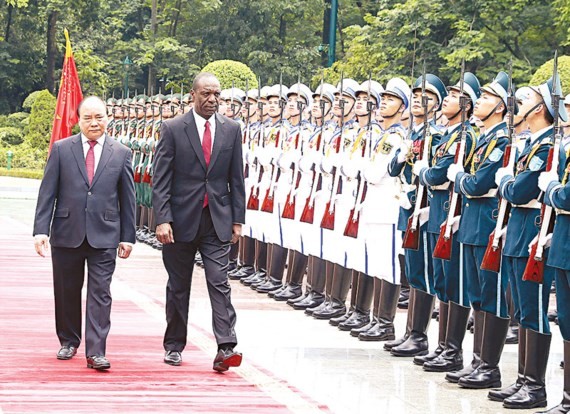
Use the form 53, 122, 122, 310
81, 133, 106, 174
193, 110, 216, 150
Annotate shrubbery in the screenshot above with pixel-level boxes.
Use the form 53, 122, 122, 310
201, 60, 258, 90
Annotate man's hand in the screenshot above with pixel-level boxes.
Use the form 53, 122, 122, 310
34, 235, 49, 257
413, 160, 428, 176
232, 224, 242, 244
495, 167, 512, 187
156, 223, 175, 244
118, 243, 133, 259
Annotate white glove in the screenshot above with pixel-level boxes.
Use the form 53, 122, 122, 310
538, 171, 559, 193
418, 207, 430, 227
298, 156, 314, 173
528, 233, 553, 254
413, 160, 428, 176
440, 215, 461, 234
397, 141, 411, 163
245, 150, 256, 165
447, 163, 463, 183
321, 157, 334, 174
495, 167, 512, 187
495, 225, 508, 242
398, 194, 412, 210
341, 162, 359, 179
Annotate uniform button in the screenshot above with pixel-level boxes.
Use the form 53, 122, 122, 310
88, 191, 92, 195
85, 208, 87, 211
466, 203, 469, 207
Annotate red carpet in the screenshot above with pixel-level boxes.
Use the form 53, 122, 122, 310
0, 220, 326, 413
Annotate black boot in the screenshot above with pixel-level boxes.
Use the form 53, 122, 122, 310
415, 301, 448, 366
292, 256, 326, 309
535, 339, 570, 413
228, 242, 239, 272
230, 236, 256, 280
458, 312, 510, 389
360, 279, 400, 341
269, 249, 294, 298
384, 288, 415, 351
241, 241, 267, 285
274, 251, 307, 301
423, 301, 470, 372
488, 326, 527, 402
503, 329, 551, 409
397, 254, 410, 309
305, 259, 333, 315
390, 288, 435, 357
312, 265, 351, 320
352, 277, 381, 337
339, 273, 373, 331
505, 285, 519, 344
446, 309, 484, 383
330, 270, 358, 326
256, 244, 287, 293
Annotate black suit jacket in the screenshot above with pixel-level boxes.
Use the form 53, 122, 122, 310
152, 110, 245, 243
33, 134, 136, 248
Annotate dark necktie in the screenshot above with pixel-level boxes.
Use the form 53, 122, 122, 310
86, 140, 97, 185
202, 120, 212, 207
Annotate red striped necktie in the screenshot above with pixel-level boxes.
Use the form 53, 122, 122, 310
86, 140, 97, 185
202, 120, 212, 207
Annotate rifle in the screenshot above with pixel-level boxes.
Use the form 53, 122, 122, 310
321, 72, 345, 230
433, 59, 468, 260
260, 73, 285, 213
481, 59, 515, 272
142, 104, 158, 184
246, 77, 264, 210
300, 71, 326, 224
244, 79, 250, 145
403, 60, 430, 250
344, 73, 373, 238
133, 104, 149, 184
282, 75, 304, 220
523, 51, 561, 283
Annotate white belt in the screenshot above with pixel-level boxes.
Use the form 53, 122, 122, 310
466, 189, 498, 199
512, 199, 541, 209
556, 208, 570, 215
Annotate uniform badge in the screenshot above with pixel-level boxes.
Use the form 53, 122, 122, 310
412, 140, 422, 155
488, 148, 504, 163
529, 157, 545, 172
380, 142, 393, 154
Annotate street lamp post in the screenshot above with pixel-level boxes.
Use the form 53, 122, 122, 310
123, 55, 133, 98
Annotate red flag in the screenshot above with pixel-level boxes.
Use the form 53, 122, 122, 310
49, 28, 83, 152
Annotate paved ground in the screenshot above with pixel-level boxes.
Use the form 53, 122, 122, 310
0, 175, 564, 413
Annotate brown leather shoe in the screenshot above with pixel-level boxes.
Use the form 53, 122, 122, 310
213, 348, 242, 372
86, 355, 110, 370
57, 346, 77, 360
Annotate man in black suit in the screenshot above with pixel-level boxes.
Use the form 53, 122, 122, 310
33, 96, 136, 370
153, 72, 246, 372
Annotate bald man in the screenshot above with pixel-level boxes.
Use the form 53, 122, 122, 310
33, 96, 136, 370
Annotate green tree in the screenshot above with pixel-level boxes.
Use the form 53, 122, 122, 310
530, 55, 570, 95
201, 60, 258, 90
23, 89, 55, 152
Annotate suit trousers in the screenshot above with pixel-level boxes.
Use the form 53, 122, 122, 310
162, 206, 237, 351
51, 239, 116, 357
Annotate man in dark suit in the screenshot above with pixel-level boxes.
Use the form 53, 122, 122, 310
33, 96, 136, 370
153, 72, 246, 372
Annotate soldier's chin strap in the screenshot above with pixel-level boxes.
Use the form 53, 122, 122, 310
521, 101, 545, 123
382, 106, 404, 119
479, 100, 504, 122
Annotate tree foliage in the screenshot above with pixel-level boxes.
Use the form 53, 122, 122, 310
530, 56, 570, 95
201, 60, 258, 90
23, 89, 55, 153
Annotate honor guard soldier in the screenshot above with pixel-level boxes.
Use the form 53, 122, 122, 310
309, 78, 359, 320
272, 82, 314, 301
290, 82, 337, 310
492, 74, 567, 409
402, 72, 479, 362
387, 74, 447, 354
442, 72, 511, 388
537, 94, 570, 414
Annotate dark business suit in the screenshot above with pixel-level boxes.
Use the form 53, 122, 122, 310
33, 134, 136, 356
152, 109, 245, 351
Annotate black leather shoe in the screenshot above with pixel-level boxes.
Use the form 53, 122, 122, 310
339, 311, 370, 331
390, 332, 429, 357
329, 310, 352, 326
57, 346, 77, 360
86, 355, 111, 370
351, 318, 378, 337
229, 266, 255, 280
312, 300, 346, 320
273, 284, 302, 301
255, 279, 282, 293
303, 297, 328, 314
287, 290, 309, 305
292, 291, 325, 310
398, 287, 410, 309
164, 350, 182, 366
213, 348, 242, 372
241, 270, 266, 286
359, 320, 396, 341
505, 325, 519, 345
